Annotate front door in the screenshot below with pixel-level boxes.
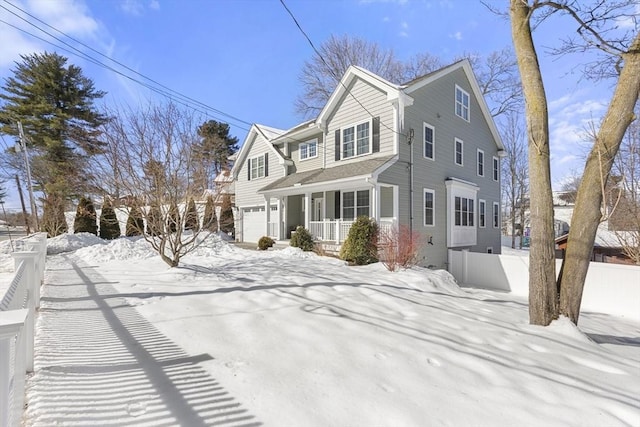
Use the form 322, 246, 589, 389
313, 198, 324, 221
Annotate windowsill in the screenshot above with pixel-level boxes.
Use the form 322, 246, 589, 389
342, 150, 372, 161
299, 155, 318, 162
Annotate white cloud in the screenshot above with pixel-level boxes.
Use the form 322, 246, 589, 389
120, 0, 144, 16
149, 0, 160, 10
449, 31, 462, 40
29, 0, 99, 36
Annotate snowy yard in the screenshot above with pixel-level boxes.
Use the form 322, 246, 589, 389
5, 233, 639, 426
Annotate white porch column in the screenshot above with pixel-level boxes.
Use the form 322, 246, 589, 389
304, 192, 311, 229
372, 185, 380, 221
265, 196, 271, 236
277, 197, 283, 240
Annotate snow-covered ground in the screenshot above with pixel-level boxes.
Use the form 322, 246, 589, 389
2, 234, 639, 426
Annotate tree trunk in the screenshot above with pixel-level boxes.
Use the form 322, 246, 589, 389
511, 172, 517, 248
559, 33, 640, 324
510, 0, 558, 325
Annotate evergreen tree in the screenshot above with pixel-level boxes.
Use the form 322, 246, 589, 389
203, 195, 218, 232
0, 52, 108, 201
73, 196, 97, 235
167, 202, 180, 234
194, 120, 239, 193
340, 216, 379, 265
219, 194, 234, 236
126, 205, 144, 237
184, 198, 199, 231
99, 199, 121, 240
146, 204, 162, 236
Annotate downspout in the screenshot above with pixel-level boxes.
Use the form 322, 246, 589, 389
408, 128, 415, 235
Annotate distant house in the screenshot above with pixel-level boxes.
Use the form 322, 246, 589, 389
231, 60, 504, 268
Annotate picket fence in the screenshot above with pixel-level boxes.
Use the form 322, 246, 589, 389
0, 233, 47, 427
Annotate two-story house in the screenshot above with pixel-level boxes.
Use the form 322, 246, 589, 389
231, 59, 504, 268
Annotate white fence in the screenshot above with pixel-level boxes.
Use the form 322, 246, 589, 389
308, 218, 396, 243
448, 250, 640, 321
0, 233, 47, 427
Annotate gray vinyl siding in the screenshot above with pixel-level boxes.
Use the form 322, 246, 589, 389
326, 78, 395, 167
288, 133, 324, 172
235, 133, 285, 207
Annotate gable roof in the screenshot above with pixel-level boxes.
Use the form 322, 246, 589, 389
231, 123, 290, 179
404, 59, 504, 151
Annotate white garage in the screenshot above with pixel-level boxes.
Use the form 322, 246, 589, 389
241, 206, 266, 243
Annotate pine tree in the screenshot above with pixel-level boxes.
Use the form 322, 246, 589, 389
73, 197, 98, 235
219, 194, 234, 236
126, 205, 144, 237
203, 196, 218, 232
146, 204, 162, 236
194, 120, 239, 193
167, 202, 180, 234
184, 198, 199, 231
99, 199, 121, 240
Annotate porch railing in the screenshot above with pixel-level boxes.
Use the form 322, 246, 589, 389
267, 222, 278, 238
0, 233, 47, 427
309, 218, 396, 243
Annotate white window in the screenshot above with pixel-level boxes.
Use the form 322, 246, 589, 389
299, 139, 318, 161
454, 196, 474, 227
479, 199, 486, 228
477, 149, 484, 177
493, 156, 499, 182
342, 190, 370, 220
424, 189, 435, 226
424, 123, 435, 160
249, 155, 265, 180
455, 85, 470, 121
342, 120, 371, 159
493, 202, 500, 228
454, 138, 464, 166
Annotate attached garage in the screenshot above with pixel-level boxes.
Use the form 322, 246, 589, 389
241, 206, 266, 243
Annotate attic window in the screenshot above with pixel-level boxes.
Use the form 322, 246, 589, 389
342, 120, 370, 159
249, 154, 267, 180
455, 85, 470, 122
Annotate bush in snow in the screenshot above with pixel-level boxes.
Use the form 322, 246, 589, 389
42, 193, 68, 237
184, 198, 199, 231
146, 204, 162, 237
99, 199, 121, 240
126, 205, 144, 237
340, 216, 378, 265
219, 194, 234, 236
290, 226, 314, 251
258, 236, 275, 250
203, 196, 218, 232
377, 224, 423, 271
74, 196, 98, 235
166, 202, 180, 234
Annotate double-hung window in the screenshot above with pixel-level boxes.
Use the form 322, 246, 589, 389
479, 200, 486, 228
342, 120, 370, 159
454, 196, 474, 227
493, 202, 500, 228
342, 190, 370, 220
454, 138, 464, 166
493, 156, 499, 181
477, 149, 484, 177
455, 85, 470, 121
299, 139, 318, 161
424, 189, 435, 226
424, 123, 435, 160
249, 155, 265, 180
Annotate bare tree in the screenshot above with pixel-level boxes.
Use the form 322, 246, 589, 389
509, 0, 640, 325
93, 102, 212, 267
500, 111, 529, 248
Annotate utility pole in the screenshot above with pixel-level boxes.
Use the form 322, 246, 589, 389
16, 121, 39, 231
14, 175, 30, 234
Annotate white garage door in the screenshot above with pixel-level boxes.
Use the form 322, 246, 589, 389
242, 207, 266, 243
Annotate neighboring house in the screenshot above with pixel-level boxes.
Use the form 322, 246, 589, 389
231, 60, 504, 268
204, 169, 235, 204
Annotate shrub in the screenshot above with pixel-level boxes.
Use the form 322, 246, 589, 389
167, 202, 180, 233
203, 196, 218, 231
258, 236, 275, 250
184, 198, 199, 231
340, 216, 378, 265
378, 224, 424, 271
290, 226, 314, 251
126, 205, 144, 237
219, 194, 234, 236
74, 196, 98, 235
99, 199, 121, 240
146, 204, 163, 236
42, 193, 68, 237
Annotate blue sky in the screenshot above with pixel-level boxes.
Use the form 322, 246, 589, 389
0, 0, 628, 210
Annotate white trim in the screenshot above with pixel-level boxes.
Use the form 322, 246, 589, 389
493, 202, 500, 228
341, 188, 371, 220
445, 179, 478, 247
493, 156, 500, 182
249, 154, 266, 180
423, 188, 435, 227
454, 138, 464, 166
479, 199, 486, 228
423, 122, 435, 161
477, 148, 485, 177
299, 138, 318, 161
455, 84, 470, 122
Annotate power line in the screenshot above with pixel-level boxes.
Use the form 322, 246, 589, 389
278, 0, 401, 137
